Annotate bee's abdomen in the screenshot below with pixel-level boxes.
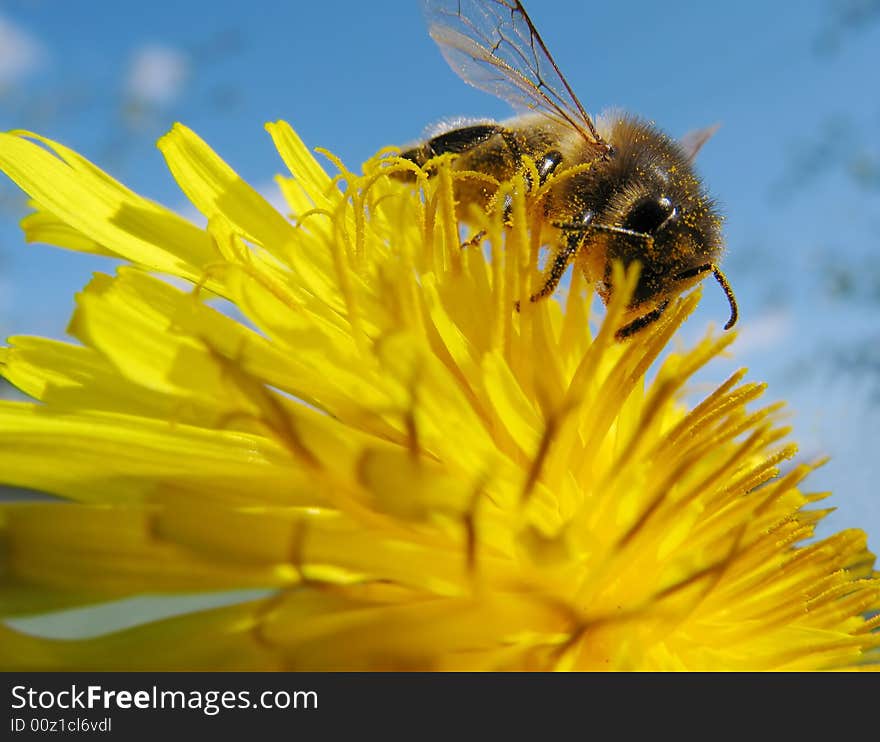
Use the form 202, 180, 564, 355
396, 124, 503, 177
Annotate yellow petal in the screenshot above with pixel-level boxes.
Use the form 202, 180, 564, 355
0, 131, 218, 278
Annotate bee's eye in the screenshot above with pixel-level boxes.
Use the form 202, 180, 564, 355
624, 196, 675, 234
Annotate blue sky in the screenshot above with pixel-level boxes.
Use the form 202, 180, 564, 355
0, 0, 878, 550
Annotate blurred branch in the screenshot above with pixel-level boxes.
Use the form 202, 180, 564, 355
813, 251, 880, 302
815, 0, 880, 54
829, 335, 880, 403
767, 2, 880, 401
770, 116, 855, 201
848, 152, 880, 189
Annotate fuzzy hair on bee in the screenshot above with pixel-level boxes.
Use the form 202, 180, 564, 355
394, 0, 738, 339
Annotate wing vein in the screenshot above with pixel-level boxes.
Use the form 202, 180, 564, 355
423, 0, 608, 151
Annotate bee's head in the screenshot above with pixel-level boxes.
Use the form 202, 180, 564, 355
594, 117, 732, 328
609, 190, 723, 305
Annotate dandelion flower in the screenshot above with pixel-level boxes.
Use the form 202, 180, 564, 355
0, 122, 877, 671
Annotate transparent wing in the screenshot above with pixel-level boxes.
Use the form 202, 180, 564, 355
679, 123, 720, 163
423, 0, 606, 148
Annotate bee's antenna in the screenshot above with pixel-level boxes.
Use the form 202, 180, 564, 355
712, 266, 738, 330
590, 223, 654, 246
675, 263, 739, 330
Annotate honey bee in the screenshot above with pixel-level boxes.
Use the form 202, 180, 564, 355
397, 0, 738, 339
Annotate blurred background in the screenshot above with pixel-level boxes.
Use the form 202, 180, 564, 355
0, 0, 878, 560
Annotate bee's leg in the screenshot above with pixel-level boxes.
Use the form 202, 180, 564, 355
536, 150, 563, 185
529, 235, 580, 303
466, 135, 549, 238
495, 130, 526, 226
501, 150, 563, 225
615, 300, 670, 340
460, 230, 487, 250
514, 240, 578, 311
516, 211, 596, 308
500, 193, 515, 226
497, 129, 561, 185
495, 130, 559, 222
516, 215, 591, 309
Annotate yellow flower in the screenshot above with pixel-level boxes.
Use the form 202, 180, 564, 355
0, 122, 877, 671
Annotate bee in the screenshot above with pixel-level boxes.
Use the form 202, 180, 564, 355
396, 0, 738, 339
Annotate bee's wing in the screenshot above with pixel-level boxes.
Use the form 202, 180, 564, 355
423, 0, 607, 151
679, 123, 720, 163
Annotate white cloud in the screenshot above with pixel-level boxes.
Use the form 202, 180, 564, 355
0, 15, 45, 85
126, 45, 188, 105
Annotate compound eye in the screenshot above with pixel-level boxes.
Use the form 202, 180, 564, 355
624, 196, 676, 235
